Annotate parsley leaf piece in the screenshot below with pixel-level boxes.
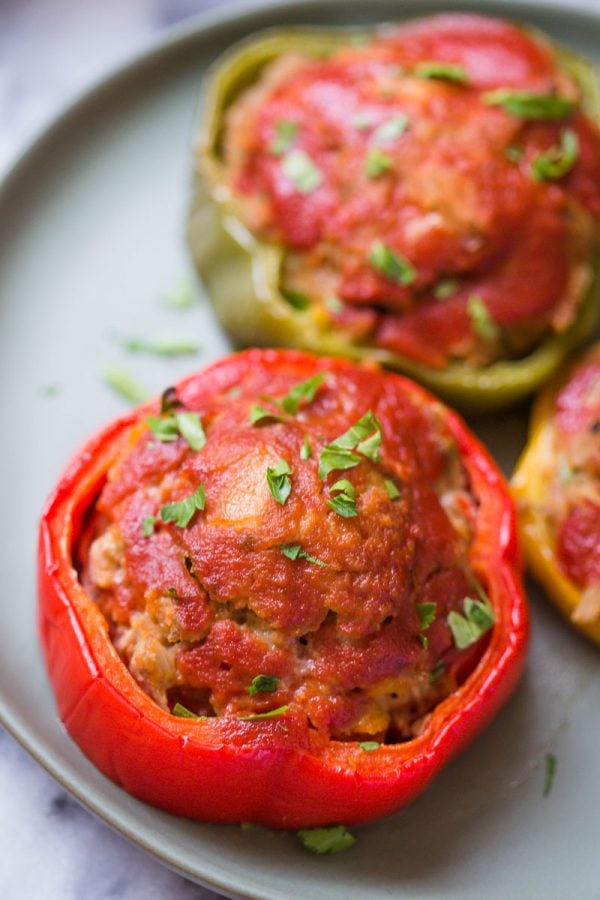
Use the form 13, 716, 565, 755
300, 435, 312, 460
162, 279, 195, 309
141, 515, 156, 538
250, 405, 282, 426
147, 414, 180, 442
318, 446, 362, 479
483, 89, 573, 120
281, 287, 311, 310
297, 825, 357, 855
505, 145, 524, 163
434, 278, 459, 300
373, 113, 409, 143
238, 705, 290, 721
544, 753, 557, 797
417, 602, 437, 631
281, 544, 328, 567
269, 119, 298, 156
369, 241, 416, 285
414, 61, 469, 84
266, 459, 293, 505
365, 148, 393, 178
359, 741, 380, 752
448, 596, 495, 650
429, 660, 445, 684
248, 675, 279, 696
103, 365, 150, 405
319, 411, 382, 477
172, 702, 203, 719
467, 294, 500, 342
282, 150, 324, 194
384, 478, 401, 500
327, 479, 358, 518
175, 411, 206, 451
160, 484, 206, 528
280, 372, 326, 415
124, 335, 200, 356
531, 128, 579, 182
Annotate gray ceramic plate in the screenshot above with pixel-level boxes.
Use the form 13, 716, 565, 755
1, 1, 599, 897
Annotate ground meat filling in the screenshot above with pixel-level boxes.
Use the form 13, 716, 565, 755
79, 364, 491, 743
222, 15, 600, 368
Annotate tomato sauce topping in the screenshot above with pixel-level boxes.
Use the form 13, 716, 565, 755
79, 358, 492, 743
224, 14, 600, 367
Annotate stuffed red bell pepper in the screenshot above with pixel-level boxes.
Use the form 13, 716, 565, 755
39, 350, 527, 828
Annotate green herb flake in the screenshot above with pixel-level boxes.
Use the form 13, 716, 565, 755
373, 113, 409, 143
544, 753, 557, 797
281, 287, 311, 310
269, 119, 298, 156
483, 89, 573, 120
359, 741, 380, 752
297, 825, 356, 855
124, 335, 200, 356
162, 280, 195, 309
300, 435, 312, 460
175, 411, 206, 451
319, 411, 383, 478
417, 602, 437, 631
505, 145, 524, 163
531, 128, 579, 182
414, 61, 469, 84
280, 373, 326, 415
282, 150, 324, 194
365, 148, 394, 179
429, 660, 446, 684
433, 278, 459, 300
250, 404, 282, 426
141, 515, 156, 538
147, 414, 180, 442
448, 596, 495, 650
238, 705, 290, 721
281, 544, 328, 567
327, 479, 358, 518
318, 446, 362, 478
172, 702, 203, 719
248, 674, 280, 696
160, 484, 206, 528
369, 241, 416, 286
103, 365, 150, 405
384, 478, 400, 500
266, 459, 293, 505
467, 294, 500, 343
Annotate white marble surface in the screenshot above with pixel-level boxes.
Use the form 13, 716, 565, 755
0, 4, 232, 897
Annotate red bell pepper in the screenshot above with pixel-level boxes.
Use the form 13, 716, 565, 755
38, 350, 528, 829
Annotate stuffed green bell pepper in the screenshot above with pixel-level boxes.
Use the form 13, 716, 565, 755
187, 13, 600, 411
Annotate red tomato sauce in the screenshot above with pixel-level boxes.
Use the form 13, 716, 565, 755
225, 14, 600, 367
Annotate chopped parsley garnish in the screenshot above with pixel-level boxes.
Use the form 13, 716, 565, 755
300, 435, 312, 460
365, 148, 393, 178
319, 411, 382, 478
281, 287, 311, 310
414, 61, 469, 84
280, 544, 328, 567
248, 675, 280, 696
384, 478, 400, 500
369, 241, 417, 286
505, 145, 524, 163
238, 705, 290, 721
123, 335, 199, 356
250, 404, 282, 426
162, 279, 195, 309
544, 753, 557, 797
531, 129, 579, 182
483, 89, 573, 120
417, 601, 437, 650
172, 702, 203, 719
141, 515, 156, 538
434, 278, 459, 300
327, 479, 358, 518
160, 484, 206, 528
103, 365, 150, 405
147, 410, 206, 451
281, 373, 326, 415
448, 596, 495, 650
282, 150, 324, 194
147, 414, 179, 442
467, 294, 500, 342
373, 113, 409, 143
266, 459, 293, 505
429, 660, 446, 684
297, 825, 356, 854
270, 120, 298, 156
359, 741, 380, 752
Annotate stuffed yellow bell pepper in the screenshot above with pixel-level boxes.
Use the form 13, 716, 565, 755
512, 342, 600, 645
187, 13, 600, 412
